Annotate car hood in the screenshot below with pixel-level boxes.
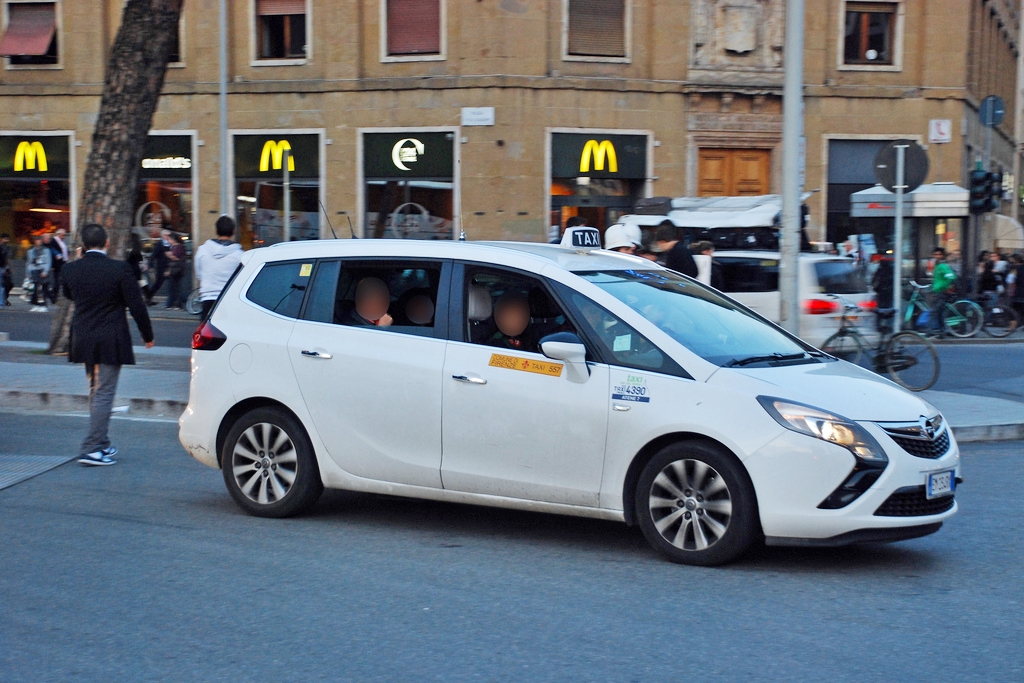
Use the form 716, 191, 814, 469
708, 359, 938, 423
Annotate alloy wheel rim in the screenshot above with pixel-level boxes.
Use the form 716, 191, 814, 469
648, 459, 733, 551
231, 422, 298, 504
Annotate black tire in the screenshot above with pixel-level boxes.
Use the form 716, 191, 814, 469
885, 331, 940, 392
944, 300, 983, 338
635, 441, 760, 566
983, 303, 1020, 338
221, 407, 323, 518
821, 330, 864, 365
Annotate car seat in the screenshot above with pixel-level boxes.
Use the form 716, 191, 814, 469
467, 283, 495, 343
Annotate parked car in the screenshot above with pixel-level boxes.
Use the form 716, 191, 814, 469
179, 228, 958, 566
712, 250, 874, 346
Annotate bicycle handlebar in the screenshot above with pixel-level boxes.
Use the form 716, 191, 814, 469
909, 281, 929, 290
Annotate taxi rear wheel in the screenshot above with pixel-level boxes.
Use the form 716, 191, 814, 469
221, 407, 323, 518
635, 442, 759, 566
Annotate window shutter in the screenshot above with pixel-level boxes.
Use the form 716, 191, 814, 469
0, 2, 56, 57
567, 0, 626, 58
256, 0, 306, 16
387, 0, 441, 56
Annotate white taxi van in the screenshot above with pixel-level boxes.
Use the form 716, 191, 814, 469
179, 227, 959, 566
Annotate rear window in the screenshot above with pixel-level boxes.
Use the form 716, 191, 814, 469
813, 260, 869, 294
246, 260, 313, 318
717, 257, 778, 293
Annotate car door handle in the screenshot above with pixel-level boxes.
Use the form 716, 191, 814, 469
301, 350, 332, 359
452, 374, 487, 385
612, 404, 631, 412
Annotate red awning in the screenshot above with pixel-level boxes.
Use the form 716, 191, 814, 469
0, 4, 56, 57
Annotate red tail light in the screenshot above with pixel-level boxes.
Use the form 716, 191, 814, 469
192, 321, 227, 351
803, 299, 839, 315
858, 299, 878, 310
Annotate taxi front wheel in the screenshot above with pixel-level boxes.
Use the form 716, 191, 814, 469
636, 442, 760, 566
222, 407, 323, 518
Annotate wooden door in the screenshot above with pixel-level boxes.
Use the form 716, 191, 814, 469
697, 148, 771, 196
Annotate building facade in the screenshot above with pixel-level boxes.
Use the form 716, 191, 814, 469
0, 0, 1019, 258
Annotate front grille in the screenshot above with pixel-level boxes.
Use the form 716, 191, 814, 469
874, 486, 955, 517
879, 416, 951, 460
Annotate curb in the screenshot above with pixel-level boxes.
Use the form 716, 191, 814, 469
0, 391, 186, 420
949, 423, 1024, 443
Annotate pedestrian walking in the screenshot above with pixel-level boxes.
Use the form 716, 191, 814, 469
25, 234, 52, 311
195, 215, 243, 318
61, 224, 154, 466
146, 228, 172, 305
164, 233, 188, 310
50, 227, 69, 297
653, 222, 698, 278
0, 233, 13, 307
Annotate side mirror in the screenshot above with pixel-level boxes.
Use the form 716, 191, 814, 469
540, 332, 590, 383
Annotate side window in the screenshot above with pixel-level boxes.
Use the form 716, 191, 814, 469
717, 257, 778, 293
302, 259, 443, 337
246, 260, 313, 318
464, 268, 575, 354
559, 286, 689, 378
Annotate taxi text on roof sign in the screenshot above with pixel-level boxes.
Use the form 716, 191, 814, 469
560, 226, 602, 251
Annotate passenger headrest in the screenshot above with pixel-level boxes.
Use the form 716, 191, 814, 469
467, 284, 493, 321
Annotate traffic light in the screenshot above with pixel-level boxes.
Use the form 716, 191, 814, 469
969, 169, 990, 214
987, 172, 1004, 212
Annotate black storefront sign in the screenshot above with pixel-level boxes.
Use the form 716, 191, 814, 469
0, 135, 70, 179
551, 133, 647, 179
140, 135, 194, 180
235, 134, 319, 179
364, 132, 454, 179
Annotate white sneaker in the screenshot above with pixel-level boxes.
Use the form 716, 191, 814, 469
30, 306, 44, 312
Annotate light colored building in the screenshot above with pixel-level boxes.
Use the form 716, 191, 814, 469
0, 0, 1019, 262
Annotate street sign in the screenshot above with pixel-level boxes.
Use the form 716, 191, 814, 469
928, 119, 952, 144
874, 139, 929, 193
979, 95, 1005, 127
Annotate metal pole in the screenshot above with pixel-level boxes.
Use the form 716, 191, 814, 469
283, 150, 291, 242
218, 0, 229, 217
779, 0, 805, 334
892, 144, 907, 332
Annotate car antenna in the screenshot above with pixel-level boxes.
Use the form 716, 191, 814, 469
318, 201, 341, 239
346, 214, 357, 239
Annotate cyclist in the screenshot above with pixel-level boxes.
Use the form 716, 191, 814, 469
930, 248, 957, 337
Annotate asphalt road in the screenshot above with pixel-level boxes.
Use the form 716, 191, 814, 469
0, 306, 198, 347
1, 412, 1021, 681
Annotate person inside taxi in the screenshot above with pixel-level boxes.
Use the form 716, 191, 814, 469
347, 277, 393, 327
405, 292, 435, 326
489, 291, 536, 351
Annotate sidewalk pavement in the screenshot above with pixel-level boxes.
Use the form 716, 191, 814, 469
2, 340, 1023, 442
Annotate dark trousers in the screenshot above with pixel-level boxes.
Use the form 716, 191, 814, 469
30, 271, 50, 305
82, 364, 121, 455
147, 266, 167, 303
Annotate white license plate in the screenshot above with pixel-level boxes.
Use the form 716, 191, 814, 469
926, 470, 956, 499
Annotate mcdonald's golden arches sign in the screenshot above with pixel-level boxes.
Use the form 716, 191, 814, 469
0, 136, 70, 178
234, 134, 319, 179
551, 133, 647, 179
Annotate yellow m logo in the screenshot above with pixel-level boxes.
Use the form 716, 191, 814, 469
259, 140, 295, 172
579, 139, 618, 174
14, 141, 48, 172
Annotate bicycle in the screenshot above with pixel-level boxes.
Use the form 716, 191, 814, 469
821, 296, 940, 392
903, 281, 983, 338
977, 293, 1020, 338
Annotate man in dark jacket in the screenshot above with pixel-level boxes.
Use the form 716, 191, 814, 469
62, 224, 155, 466
146, 228, 171, 305
654, 223, 698, 278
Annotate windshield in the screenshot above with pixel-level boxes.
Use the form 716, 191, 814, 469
578, 269, 818, 367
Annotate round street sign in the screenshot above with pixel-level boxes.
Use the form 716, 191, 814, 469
874, 139, 930, 193
979, 95, 1005, 128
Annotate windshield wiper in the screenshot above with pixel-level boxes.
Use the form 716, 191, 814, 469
725, 352, 811, 368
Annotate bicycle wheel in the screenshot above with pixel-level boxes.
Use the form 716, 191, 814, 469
944, 300, 983, 338
885, 331, 940, 391
185, 287, 203, 315
821, 330, 864, 365
983, 303, 1020, 338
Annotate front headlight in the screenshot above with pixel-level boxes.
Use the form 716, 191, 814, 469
757, 396, 887, 464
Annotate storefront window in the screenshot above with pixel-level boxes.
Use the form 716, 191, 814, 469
135, 134, 193, 241
0, 135, 70, 256
234, 133, 320, 248
363, 131, 455, 239
549, 132, 647, 240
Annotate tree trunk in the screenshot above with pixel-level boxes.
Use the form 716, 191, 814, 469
47, 0, 183, 354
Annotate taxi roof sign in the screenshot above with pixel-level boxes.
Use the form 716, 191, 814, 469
560, 226, 602, 251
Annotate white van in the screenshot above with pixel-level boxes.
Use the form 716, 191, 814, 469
712, 250, 874, 347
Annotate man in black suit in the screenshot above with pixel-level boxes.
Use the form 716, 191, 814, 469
62, 224, 155, 466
